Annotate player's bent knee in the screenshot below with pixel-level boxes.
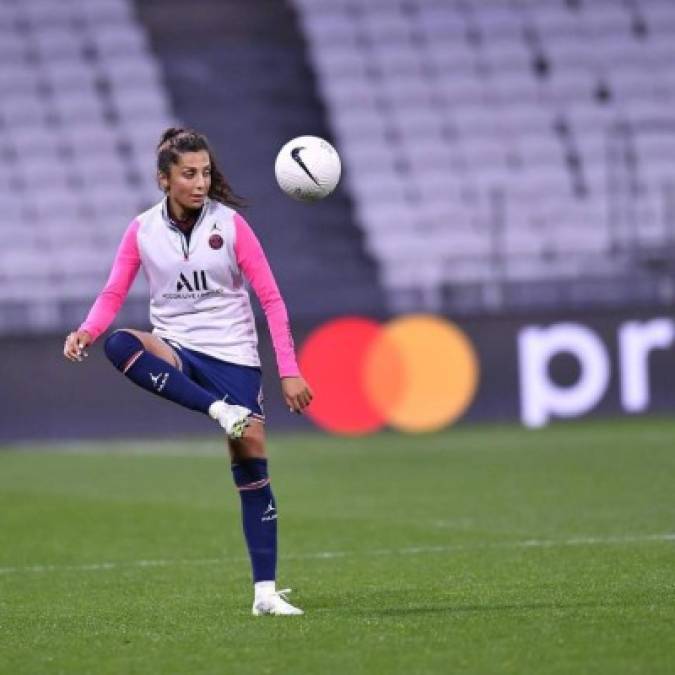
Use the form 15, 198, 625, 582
104, 330, 144, 372
229, 421, 266, 460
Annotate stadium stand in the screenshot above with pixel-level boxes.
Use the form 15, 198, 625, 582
134, 0, 384, 322
0, 0, 383, 336
0, 0, 174, 333
3, 0, 675, 334
293, 0, 675, 312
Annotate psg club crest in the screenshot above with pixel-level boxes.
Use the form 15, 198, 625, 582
209, 233, 224, 250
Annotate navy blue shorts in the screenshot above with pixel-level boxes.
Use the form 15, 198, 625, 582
164, 339, 264, 421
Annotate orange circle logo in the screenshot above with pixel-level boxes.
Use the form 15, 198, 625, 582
299, 315, 480, 435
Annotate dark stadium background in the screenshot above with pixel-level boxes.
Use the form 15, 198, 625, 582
2, 0, 675, 440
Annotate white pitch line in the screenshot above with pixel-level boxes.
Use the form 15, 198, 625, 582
0, 533, 673, 577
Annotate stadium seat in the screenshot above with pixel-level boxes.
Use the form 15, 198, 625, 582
0, 0, 173, 323
293, 0, 675, 307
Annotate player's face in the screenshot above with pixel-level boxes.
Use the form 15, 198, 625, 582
162, 150, 211, 216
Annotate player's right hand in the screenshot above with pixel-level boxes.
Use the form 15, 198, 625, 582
63, 330, 92, 363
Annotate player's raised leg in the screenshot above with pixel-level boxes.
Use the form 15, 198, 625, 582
103, 329, 251, 438
228, 421, 303, 616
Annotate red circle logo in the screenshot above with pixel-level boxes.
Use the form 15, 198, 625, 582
299, 315, 480, 435
209, 234, 224, 249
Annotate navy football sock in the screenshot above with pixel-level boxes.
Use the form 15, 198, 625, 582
104, 330, 217, 414
231, 458, 277, 583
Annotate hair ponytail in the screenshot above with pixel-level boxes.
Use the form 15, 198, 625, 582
156, 127, 246, 209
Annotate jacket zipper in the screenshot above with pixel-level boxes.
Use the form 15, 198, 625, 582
172, 227, 190, 260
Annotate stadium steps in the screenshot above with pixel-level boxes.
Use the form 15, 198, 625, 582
134, 0, 384, 319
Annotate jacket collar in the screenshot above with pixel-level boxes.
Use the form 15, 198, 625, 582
161, 196, 210, 230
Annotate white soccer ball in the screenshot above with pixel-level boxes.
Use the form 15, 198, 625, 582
275, 135, 341, 202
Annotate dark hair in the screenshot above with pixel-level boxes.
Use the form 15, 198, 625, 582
156, 127, 245, 209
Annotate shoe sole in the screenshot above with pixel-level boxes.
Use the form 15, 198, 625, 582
251, 607, 304, 616
228, 416, 250, 440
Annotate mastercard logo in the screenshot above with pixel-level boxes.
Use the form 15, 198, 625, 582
299, 315, 480, 435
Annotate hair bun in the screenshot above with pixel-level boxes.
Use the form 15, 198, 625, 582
157, 127, 186, 149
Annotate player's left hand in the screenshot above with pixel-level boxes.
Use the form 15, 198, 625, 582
281, 376, 314, 414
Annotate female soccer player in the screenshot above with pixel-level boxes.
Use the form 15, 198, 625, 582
63, 127, 313, 616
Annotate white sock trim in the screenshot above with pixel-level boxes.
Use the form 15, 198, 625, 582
254, 580, 276, 599
208, 400, 224, 419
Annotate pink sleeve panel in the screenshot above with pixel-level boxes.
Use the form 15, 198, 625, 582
79, 219, 141, 342
234, 213, 300, 378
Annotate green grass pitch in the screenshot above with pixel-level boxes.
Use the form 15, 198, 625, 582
1, 418, 674, 675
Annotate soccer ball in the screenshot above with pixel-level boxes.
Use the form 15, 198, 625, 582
275, 135, 342, 202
